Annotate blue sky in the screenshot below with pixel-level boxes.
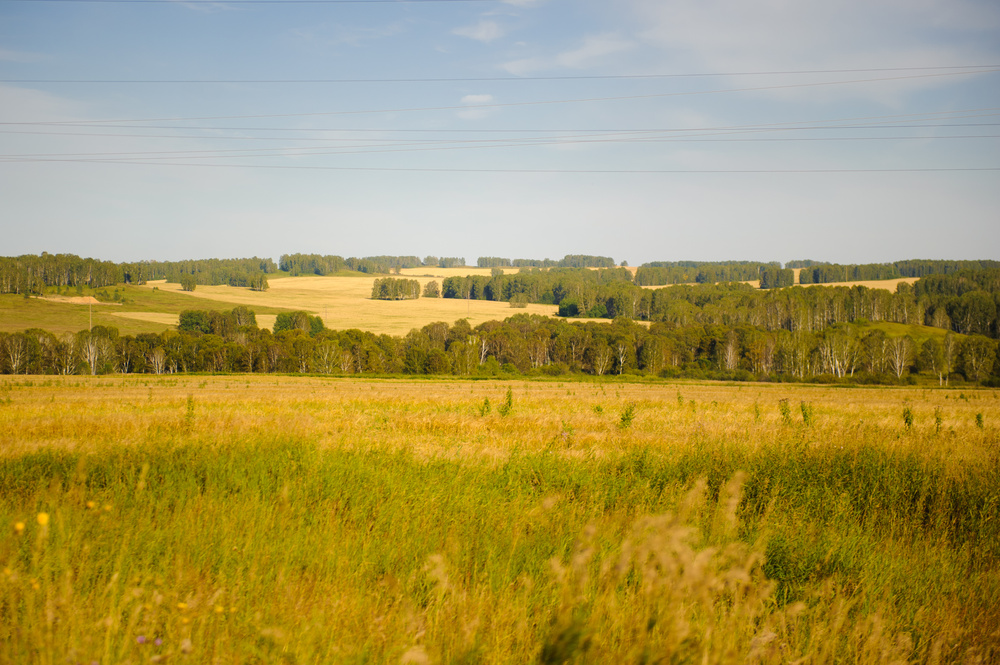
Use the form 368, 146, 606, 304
1, 0, 998, 265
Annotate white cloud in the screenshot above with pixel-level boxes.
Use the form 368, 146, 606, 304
453, 20, 505, 43
500, 33, 635, 75
458, 94, 495, 119
499, 57, 545, 76
555, 33, 634, 69
626, 0, 1000, 101
461, 94, 495, 105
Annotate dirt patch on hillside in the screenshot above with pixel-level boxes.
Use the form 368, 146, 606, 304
37, 295, 121, 305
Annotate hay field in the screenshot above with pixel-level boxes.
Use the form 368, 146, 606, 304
1, 376, 998, 663
139, 277, 557, 336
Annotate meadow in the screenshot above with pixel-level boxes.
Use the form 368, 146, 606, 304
1, 376, 998, 663
0, 264, 916, 339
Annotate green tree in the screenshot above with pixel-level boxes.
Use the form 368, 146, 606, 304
422, 280, 441, 298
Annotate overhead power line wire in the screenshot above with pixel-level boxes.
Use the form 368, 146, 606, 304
1, 0, 496, 4
3, 109, 995, 143
5, 65, 999, 84
5, 121, 997, 136
4, 157, 996, 174
3, 133, 999, 161
3, 70, 996, 127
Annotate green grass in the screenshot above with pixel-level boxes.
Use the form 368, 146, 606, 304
1, 377, 998, 663
0, 286, 295, 335
2, 436, 998, 663
858, 320, 957, 344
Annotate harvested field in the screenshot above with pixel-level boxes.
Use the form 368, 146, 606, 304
141, 277, 557, 336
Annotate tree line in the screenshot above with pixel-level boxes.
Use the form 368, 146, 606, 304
0, 254, 275, 295
1, 254, 134, 295
635, 261, 778, 286
279, 254, 467, 276
146, 257, 276, 289
436, 267, 1000, 339
476, 255, 617, 269
788, 259, 1000, 279
797, 263, 900, 284
2, 310, 997, 386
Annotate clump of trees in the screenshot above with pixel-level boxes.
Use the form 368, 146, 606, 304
636, 261, 777, 286
477, 255, 617, 269
422, 281, 441, 298
797, 263, 900, 284
759, 268, 795, 289
274, 311, 325, 335
0, 254, 127, 295
371, 278, 420, 300
147, 257, 277, 289
280, 253, 462, 275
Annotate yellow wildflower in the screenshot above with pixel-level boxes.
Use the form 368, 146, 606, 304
13, 522, 25, 534
36, 513, 49, 526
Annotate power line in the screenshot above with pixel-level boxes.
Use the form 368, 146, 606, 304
3, 133, 998, 162
3, 70, 996, 127
5, 157, 996, 173
6, 121, 997, 135
5, 65, 999, 84
1, 0, 496, 4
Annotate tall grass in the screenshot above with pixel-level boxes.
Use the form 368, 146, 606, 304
1, 377, 998, 663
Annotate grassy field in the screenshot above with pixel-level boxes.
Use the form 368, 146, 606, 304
0, 286, 293, 336
1, 376, 998, 663
142, 275, 558, 337
1, 262, 926, 340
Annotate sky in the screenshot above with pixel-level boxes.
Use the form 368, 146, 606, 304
1, 0, 998, 266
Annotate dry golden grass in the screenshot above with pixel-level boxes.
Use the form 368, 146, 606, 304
1, 376, 998, 663
1, 376, 995, 468
35, 295, 113, 305
135, 277, 557, 336
106, 311, 184, 326
790, 269, 919, 292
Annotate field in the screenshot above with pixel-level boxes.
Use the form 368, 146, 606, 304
1, 264, 921, 338
0, 286, 292, 337
2, 376, 998, 663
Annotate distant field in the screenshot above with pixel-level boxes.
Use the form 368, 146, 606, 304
0, 285, 291, 335
0, 266, 932, 338
0, 376, 997, 663
142, 276, 558, 337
